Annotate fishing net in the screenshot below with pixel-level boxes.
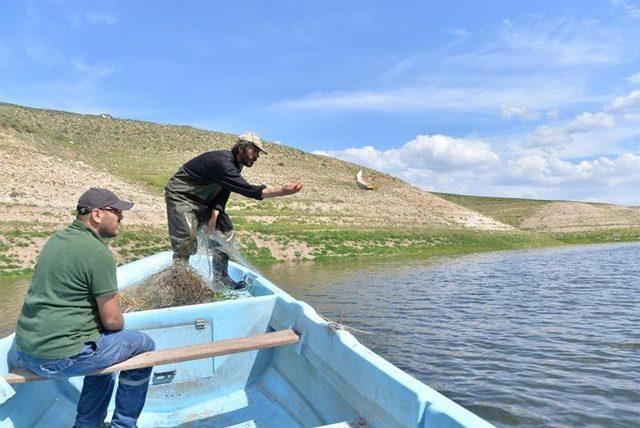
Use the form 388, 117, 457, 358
119, 228, 248, 312
119, 262, 237, 311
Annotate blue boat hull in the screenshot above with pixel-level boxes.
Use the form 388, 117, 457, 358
0, 252, 492, 427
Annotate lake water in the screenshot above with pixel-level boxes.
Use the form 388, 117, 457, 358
2, 242, 638, 427
262, 242, 640, 427
0, 277, 28, 338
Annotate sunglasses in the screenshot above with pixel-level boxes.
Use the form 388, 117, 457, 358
100, 207, 123, 218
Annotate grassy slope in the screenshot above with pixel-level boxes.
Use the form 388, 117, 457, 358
0, 102, 637, 276
432, 192, 551, 227
0, 102, 237, 191
433, 192, 640, 243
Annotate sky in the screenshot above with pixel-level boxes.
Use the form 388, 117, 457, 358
1, 1, 639, 205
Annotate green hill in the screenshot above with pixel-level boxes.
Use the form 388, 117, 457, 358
432, 193, 553, 227
434, 192, 640, 232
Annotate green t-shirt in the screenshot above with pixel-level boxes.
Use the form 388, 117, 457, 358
15, 220, 118, 359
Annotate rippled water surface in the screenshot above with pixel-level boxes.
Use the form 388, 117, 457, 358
263, 243, 640, 427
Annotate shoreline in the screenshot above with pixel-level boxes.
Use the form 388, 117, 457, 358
2, 224, 638, 279
2, 238, 638, 337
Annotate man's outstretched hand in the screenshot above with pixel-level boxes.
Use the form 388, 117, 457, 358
282, 180, 304, 195
262, 180, 304, 198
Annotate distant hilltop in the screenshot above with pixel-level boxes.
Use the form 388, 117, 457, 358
0, 101, 638, 274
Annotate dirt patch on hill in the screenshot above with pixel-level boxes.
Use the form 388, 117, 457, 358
0, 130, 166, 226
250, 233, 315, 262
520, 202, 640, 232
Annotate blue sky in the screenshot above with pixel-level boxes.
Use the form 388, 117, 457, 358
1, 1, 639, 205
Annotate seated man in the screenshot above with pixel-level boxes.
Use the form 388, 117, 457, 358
8, 188, 155, 428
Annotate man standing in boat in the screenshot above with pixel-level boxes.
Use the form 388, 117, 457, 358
165, 132, 303, 288
8, 188, 155, 428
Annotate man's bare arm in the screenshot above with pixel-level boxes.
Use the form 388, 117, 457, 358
96, 294, 124, 331
206, 209, 220, 234
261, 181, 304, 198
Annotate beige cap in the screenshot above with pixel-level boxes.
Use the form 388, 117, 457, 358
238, 132, 268, 154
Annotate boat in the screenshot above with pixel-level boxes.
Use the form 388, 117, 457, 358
0, 251, 493, 427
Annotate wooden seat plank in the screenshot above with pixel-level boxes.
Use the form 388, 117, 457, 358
6, 329, 299, 384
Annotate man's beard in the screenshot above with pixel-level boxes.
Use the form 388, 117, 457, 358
98, 222, 120, 239
240, 152, 254, 167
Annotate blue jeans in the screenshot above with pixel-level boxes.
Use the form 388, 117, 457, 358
9, 330, 155, 428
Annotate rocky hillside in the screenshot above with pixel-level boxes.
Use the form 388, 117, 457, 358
0, 102, 637, 274
0, 102, 510, 231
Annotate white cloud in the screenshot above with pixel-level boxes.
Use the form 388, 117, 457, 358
403, 135, 500, 169
275, 81, 590, 114
318, 139, 640, 205
566, 112, 615, 132
446, 18, 627, 71
320, 145, 402, 172
500, 104, 541, 121
507, 155, 550, 181
606, 90, 640, 112
315, 134, 499, 173
315, 131, 639, 205
629, 73, 640, 84
459, 152, 640, 205
614, 0, 640, 19
275, 17, 633, 116
68, 11, 119, 26
71, 56, 116, 78
506, 154, 640, 188
450, 28, 472, 38
270, 11, 640, 149
545, 109, 559, 120
524, 89, 640, 154
25, 42, 57, 64
528, 125, 569, 147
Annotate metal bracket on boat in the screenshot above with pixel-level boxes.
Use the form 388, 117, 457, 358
194, 318, 206, 330
292, 328, 306, 355
152, 369, 177, 385
242, 272, 256, 287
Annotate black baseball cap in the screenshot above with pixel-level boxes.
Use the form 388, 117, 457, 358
77, 188, 134, 214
